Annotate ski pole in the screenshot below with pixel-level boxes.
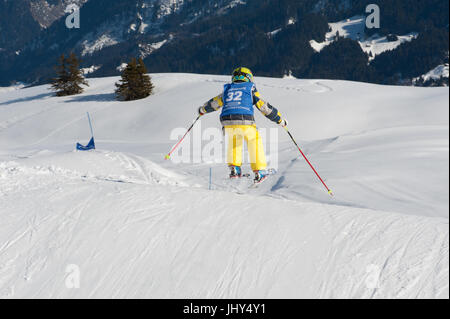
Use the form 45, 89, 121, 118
165, 115, 201, 160
283, 126, 334, 197
86, 112, 94, 138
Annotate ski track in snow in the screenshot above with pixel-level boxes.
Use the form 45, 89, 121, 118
205, 77, 333, 94
0, 74, 448, 298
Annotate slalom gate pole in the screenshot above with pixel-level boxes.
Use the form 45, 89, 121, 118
165, 115, 201, 160
87, 112, 94, 138
283, 126, 334, 197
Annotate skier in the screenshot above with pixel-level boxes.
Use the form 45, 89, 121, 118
198, 67, 288, 183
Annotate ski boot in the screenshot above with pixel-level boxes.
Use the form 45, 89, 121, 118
254, 170, 269, 184
229, 165, 242, 179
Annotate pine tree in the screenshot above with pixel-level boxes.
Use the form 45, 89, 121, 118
50, 54, 69, 96
66, 52, 89, 95
51, 53, 88, 96
115, 58, 154, 101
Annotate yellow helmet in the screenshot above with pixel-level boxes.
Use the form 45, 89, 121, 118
232, 67, 254, 83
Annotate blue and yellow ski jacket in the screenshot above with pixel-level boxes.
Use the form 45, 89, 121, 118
199, 82, 284, 126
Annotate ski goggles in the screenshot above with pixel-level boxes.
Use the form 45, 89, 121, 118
232, 67, 254, 83
232, 74, 251, 82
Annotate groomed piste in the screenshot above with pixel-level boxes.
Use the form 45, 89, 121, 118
0, 74, 448, 298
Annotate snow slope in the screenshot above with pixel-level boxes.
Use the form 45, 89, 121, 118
0, 83, 26, 94
0, 74, 448, 298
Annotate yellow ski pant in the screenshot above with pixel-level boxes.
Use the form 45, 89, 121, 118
224, 125, 267, 171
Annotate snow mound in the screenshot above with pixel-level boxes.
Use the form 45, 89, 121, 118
0, 150, 187, 193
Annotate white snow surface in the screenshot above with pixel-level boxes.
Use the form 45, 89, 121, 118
81, 35, 119, 56
0, 83, 25, 94
116, 63, 128, 73
310, 16, 418, 60
0, 73, 448, 298
217, 0, 247, 15
414, 64, 450, 84
81, 65, 101, 75
139, 39, 169, 59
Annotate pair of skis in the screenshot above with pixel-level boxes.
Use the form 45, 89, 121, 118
231, 168, 277, 188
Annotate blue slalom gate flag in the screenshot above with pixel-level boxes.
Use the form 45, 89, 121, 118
76, 112, 96, 151
76, 137, 95, 151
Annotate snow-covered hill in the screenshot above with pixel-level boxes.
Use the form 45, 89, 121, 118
0, 74, 448, 298
414, 64, 450, 86
309, 15, 418, 60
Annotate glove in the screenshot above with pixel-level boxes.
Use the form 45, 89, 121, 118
279, 119, 288, 127
198, 106, 206, 116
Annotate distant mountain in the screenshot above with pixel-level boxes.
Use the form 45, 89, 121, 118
30, 0, 89, 28
0, 0, 448, 86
